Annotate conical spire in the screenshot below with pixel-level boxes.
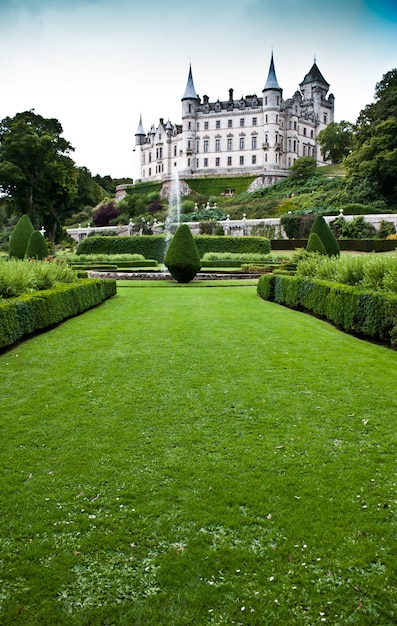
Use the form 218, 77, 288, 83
182, 64, 198, 100
135, 114, 145, 136
263, 53, 281, 91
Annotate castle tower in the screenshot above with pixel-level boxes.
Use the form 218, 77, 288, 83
135, 114, 146, 146
300, 61, 334, 127
262, 53, 283, 169
181, 64, 199, 173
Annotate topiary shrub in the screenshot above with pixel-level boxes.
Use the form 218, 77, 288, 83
25, 230, 48, 260
165, 224, 201, 283
9, 215, 34, 259
309, 215, 340, 256
306, 232, 327, 255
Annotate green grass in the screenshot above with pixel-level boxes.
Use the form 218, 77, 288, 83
1, 286, 396, 625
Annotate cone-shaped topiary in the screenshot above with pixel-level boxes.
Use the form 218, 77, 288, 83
165, 224, 201, 283
9, 215, 34, 259
309, 215, 340, 256
25, 230, 49, 260
306, 232, 327, 255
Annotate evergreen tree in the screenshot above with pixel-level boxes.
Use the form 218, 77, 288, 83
165, 224, 201, 283
9, 214, 34, 259
25, 230, 48, 260
306, 232, 327, 255
309, 215, 340, 256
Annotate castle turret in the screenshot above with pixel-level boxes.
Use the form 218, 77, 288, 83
135, 114, 146, 146
299, 60, 334, 159
181, 64, 199, 172
262, 53, 283, 169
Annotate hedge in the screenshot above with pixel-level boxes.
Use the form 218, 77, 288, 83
257, 274, 397, 348
270, 239, 397, 252
76, 235, 271, 261
0, 279, 116, 350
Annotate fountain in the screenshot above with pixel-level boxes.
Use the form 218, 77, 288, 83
165, 168, 181, 232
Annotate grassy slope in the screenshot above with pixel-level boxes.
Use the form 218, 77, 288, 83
1, 287, 396, 625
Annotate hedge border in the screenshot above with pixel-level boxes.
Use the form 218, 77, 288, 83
0, 279, 116, 350
257, 274, 397, 348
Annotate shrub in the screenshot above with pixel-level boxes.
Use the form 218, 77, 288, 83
92, 202, 120, 227
165, 224, 201, 283
194, 235, 271, 257
280, 213, 315, 239
309, 215, 340, 256
9, 215, 34, 259
76, 235, 167, 262
378, 220, 396, 239
25, 231, 48, 260
306, 232, 327, 255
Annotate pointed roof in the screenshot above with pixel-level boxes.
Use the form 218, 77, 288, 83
135, 114, 145, 136
263, 53, 281, 91
300, 62, 330, 88
182, 64, 198, 100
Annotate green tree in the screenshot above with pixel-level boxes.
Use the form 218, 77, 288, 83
317, 121, 354, 163
0, 111, 78, 242
306, 232, 327, 254
25, 230, 48, 260
345, 68, 397, 205
309, 215, 340, 256
9, 214, 34, 259
165, 224, 201, 283
289, 156, 317, 179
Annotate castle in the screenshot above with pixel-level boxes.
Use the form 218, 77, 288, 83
134, 54, 334, 188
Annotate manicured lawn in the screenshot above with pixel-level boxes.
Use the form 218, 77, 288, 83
1, 286, 396, 625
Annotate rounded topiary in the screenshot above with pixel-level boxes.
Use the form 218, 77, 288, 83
25, 230, 49, 260
309, 215, 340, 256
165, 224, 201, 283
306, 232, 327, 255
9, 215, 35, 259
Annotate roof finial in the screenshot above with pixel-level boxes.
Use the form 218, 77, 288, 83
314, 54, 317, 64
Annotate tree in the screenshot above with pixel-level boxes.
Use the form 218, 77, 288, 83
306, 232, 327, 254
0, 111, 78, 242
309, 215, 340, 256
25, 230, 48, 260
317, 121, 354, 163
165, 224, 201, 283
345, 68, 397, 206
289, 156, 318, 179
92, 201, 120, 226
9, 214, 34, 259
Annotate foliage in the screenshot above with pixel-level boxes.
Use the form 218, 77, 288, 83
0, 258, 77, 299
8, 214, 34, 259
309, 215, 340, 256
0, 278, 116, 349
92, 201, 121, 227
25, 230, 49, 260
280, 213, 315, 239
0, 111, 78, 241
289, 156, 318, 178
306, 232, 326, 254
330, 215, 377, 239
186, 175, 256, 196
378, 220, 396, 239
194, 235, 271, 257
317, 121, 354, 163
164, 224, 201, 283
202, 252, 275, 263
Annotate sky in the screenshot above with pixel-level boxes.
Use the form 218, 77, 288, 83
0, 0, 396, 179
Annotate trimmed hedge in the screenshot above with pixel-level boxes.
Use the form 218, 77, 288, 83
76, 236, 167, 262
194, 235, 271, 257
257, 274, 397, 348
271, 239, 397, 252
0, 279, 116, 350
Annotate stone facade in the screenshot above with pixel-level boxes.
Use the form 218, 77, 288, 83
134, 54, 334, 187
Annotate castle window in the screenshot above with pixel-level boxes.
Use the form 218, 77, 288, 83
277, 96, 280, 105
288, 157, 291, 167
311, 130, 314, 138
149, 167, 151, 176
188, 158, 191, 166
289, 121, 292, 129
265, 115, 268, 123
227, 156, 232, 166
240, 118, 245, 127
188, 122, 191, 130
265, 153, 267, 162
204, 121, 209, 130
276, 115, 279, 124
252, 117, 257, 126
303, 127, 307, 136
196, 140, 200, 152
323, 114, 327, 123
265, 134, 268, 144
196, 158, 199, 168
204, 158, 208, 167
252, 136, 257, 149
216, 120, 221, 129
149, 152, 152, 162
227, 138, 233, 151
228, 119, 233, 128
216, 157, 220, 167
197, 122, 200, 130
143, 154, 145, 164
265, 96, 268, 105
252, 155, 257, 164
293, 140, 297, 152
239, 137, 245, 150
204, 140, 209, 153
174, 146, 177, 157
240, 156, 244, 165
294, 121, 297, 130
188, 104, 192, 113
215, 139, 221, 152
288, 139, 291, 151
188, 140, 191, 150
